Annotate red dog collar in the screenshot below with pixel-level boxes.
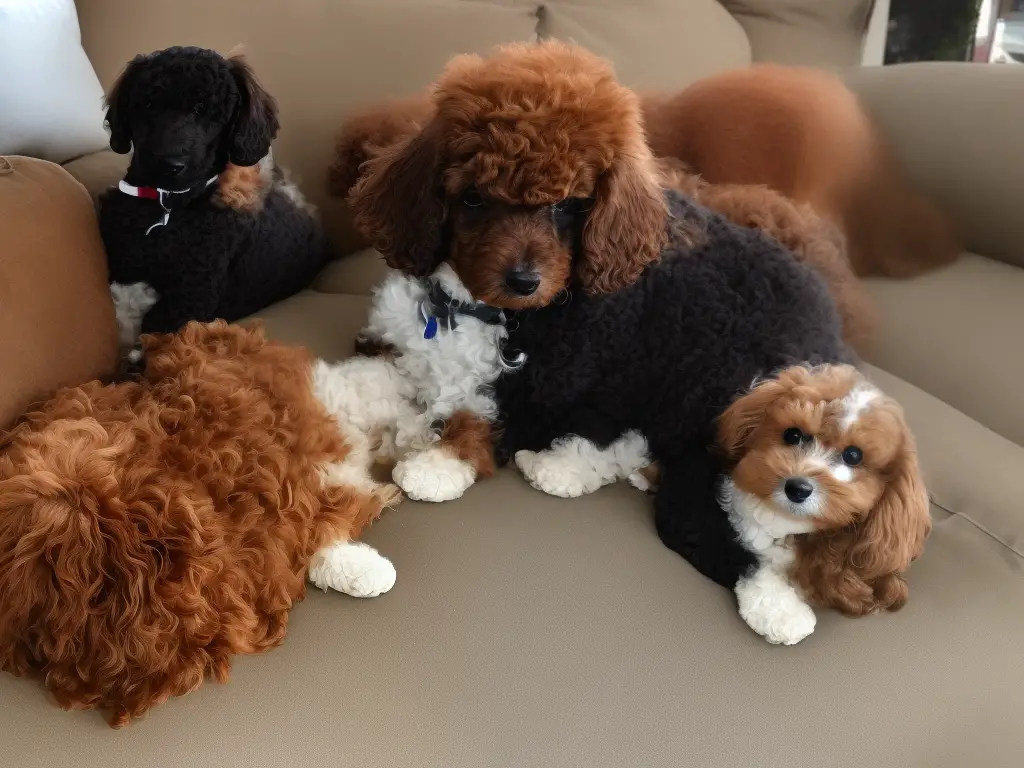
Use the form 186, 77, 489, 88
118, 176, 219, 234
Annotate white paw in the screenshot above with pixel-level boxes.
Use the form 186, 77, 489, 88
735, 570, 816, 645
627, 471, 652, 492
514, 449, 605, 498
308, 541, 396, 598
393, 448, 475, 502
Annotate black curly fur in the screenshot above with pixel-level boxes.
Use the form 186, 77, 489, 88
99, 46, 327, 333
494, 190, 852, 588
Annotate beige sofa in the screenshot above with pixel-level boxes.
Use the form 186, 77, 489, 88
2, 1, 1022, 766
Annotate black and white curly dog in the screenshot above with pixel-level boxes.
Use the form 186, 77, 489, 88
100, 46, 328, 347
348, 42, 929, 645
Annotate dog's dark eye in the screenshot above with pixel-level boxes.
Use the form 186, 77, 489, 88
193, 102, 206, 116
841, 446, 863, 466
782, 427, 805, 446
461, 189, 484, 208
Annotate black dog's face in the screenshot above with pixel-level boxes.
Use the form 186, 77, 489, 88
106, 47, 279, 190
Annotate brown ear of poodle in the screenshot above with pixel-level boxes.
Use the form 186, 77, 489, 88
0, 322, 387, 727
657, 158, 875, 351
643, 65, 962, 278
327, 96, 434, 199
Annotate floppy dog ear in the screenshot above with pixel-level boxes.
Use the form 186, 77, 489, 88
579, 139, 668, 294
347, 123, 446, 275
794, 429, 931, 616
717, 376, 791, 459
104, 55, 148, 154
226, 54, 280, 166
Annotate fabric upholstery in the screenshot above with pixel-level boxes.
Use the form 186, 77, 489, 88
313, 249, 391, 296
61, 148, 127, 201
537, 0, 752, 89
865, 255, 1024, 448
720, 0, 875, 66
0, 156, 118, 429
845, 62, 1024, 270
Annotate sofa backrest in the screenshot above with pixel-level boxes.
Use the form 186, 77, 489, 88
76, 0, 873, 220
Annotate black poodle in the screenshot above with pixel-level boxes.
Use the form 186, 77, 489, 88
491, 191, 852, 586
99, 46, 328, 335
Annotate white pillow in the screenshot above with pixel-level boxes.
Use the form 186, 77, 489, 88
0, 0, 109, 163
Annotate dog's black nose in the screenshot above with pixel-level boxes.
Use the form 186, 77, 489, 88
158, 158, 187, 177
783, 477, 814, 503
504, 266, 541, 296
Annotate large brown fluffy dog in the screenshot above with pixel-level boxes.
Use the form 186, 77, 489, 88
0, 321, 398, 727
642, 65, 961, 277
330, 43, 872, 349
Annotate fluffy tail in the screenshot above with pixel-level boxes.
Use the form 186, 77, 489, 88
841, 150, 962, 278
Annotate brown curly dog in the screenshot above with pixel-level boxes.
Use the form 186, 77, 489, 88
331, 42, 871, 348
642, 64, 961, 278
0, 321, 398, 727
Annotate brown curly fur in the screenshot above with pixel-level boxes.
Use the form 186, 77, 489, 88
215, 162, 267, 211
642, 65, 961, 278
346, 42, 672, 305
717, 364, 931, 616
0, 321, 391, 727
657, 158, 875, 350
327, 96, 433, 200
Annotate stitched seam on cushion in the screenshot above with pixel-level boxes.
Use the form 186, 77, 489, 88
931, 498, 1024, 560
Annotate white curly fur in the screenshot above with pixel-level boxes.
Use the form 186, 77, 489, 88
355, 263, 517, 500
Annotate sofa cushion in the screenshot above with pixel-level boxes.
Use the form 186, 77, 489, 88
538, 0, 751, 89
864, 254, 1024, 448
78, 0, 539, 217
61, 147, 128, 201
0, 156, 119, 428
844, 62, 1024, 271
0, 0, 109, 163
313, 248, 391, 296
721, 0, 874, 67
865, 364, 1023, 559
2, 288, 1021, 764
1, 400, 1020, 766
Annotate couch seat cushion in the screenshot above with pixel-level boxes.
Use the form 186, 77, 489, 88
864, 254, 1024, 447
313, 248, 391, 295
1, 289, 1021, 766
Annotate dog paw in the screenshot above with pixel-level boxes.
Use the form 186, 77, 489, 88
735, 569, 816, 645
308, 541, 396, 598
626, 472, 650, 492
393, 448, 475, 502
514, 449, 606, 498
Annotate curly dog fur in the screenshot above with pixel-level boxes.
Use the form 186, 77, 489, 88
0, 322, 398, 727
100, 46, 328, 335
642, 64, 961, 278
657, 157, 874, 350
333, 52, 871, 348
346, 42, 927, 624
